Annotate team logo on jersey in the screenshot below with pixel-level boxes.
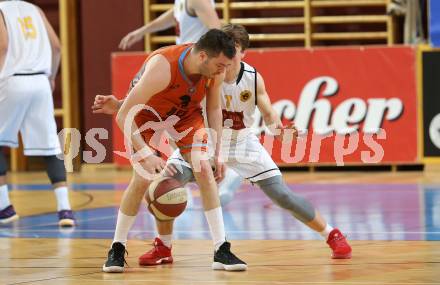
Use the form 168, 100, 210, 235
240, 90, 252, 102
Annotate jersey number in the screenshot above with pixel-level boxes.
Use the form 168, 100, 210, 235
18, 16, 37, 39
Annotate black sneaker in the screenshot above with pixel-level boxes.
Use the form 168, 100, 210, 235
212, 241, 247, 271
102, 242, 127, 273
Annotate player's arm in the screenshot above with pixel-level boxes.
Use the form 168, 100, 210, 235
256, 72, 297, 141
119, 9, 175, 50
189, 0, 221, 29
37, 7, 61, 90
205, 73, 226, 180
116, 55, 170, 166
0, 11, 7, 72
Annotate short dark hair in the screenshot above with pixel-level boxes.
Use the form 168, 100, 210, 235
194, 29, 236, 59
221, 24, 250, 51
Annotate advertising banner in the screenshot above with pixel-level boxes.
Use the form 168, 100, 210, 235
112, 47, 418, 166
422, 50, 440, 159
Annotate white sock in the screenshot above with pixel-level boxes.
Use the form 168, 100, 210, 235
112, 210, 136, 247
204, 207, 226, 251
319, 224, 334, 240
0, 184, 11, 210
158, 234, 172, 248
54, 186, 71, 211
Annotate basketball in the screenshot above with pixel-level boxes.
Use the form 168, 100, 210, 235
145, 177, 187, 221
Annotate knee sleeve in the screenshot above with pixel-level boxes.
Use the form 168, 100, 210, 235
43, 155, 67, 184
0, 147, 7, 176
255, 175, 316, 223
164, 163, 195, 185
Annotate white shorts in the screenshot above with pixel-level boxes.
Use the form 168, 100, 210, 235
0, 75, 61, 156
167, 134, 281, 182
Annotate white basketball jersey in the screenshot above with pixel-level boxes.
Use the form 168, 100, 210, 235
0, 0, 51, 79
173, 0, 213, 44
221, 62, 258, 139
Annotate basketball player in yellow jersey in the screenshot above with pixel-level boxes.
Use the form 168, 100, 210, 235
0, 0, 75, 226
119, 0, 220, 49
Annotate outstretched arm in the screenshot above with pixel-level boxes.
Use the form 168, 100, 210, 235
256, 72, 297, 141
119, 8, 175, 50
190, 0, 221, 29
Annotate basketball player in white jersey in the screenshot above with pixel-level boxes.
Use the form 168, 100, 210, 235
119, 0, 220, 49
93, 25, 352, 266
0, 0, 75, 226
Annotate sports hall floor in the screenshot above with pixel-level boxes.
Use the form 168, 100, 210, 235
1, 166, 439, 284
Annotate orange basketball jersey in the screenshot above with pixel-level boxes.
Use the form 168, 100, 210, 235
132, 44, 211, 154
133, 44, 212, 124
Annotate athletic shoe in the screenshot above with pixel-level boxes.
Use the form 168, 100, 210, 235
138, 237, 173, 266
212, 241, 247, 271
0, 205, 19, 224
58, 210, 76, 227
103, 242, 127, 273
327, 228, 352, 259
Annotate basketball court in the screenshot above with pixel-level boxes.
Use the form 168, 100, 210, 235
1, 167, 439, 284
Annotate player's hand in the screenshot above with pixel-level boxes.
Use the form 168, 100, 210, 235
274, 122, 298, 142
135, 154, 166, 176
213, 158, 225, 183
119, 30, 144, 50
92, 95, 120, 115
164, 163, 179, 177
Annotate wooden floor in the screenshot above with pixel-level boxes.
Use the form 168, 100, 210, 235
1, 166, 440, 284
2, 239, 440, 285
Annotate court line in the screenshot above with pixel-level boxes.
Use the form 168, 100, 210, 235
7, 270, 102, 285
2, 229, 440, 234
12, 279, 438, 285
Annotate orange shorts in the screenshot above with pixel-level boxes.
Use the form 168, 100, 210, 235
135, 110, 208, 156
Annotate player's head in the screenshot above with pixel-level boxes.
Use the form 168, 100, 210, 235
193, 29, 236, 78
221, 24, 249, 68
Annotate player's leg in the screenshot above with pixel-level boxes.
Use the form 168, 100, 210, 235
218, 167, 243, 206
0, 76, 34, 223
182, 149, 247, 271
0, 147, 19, 223
103, 169, 151, 272
232, 135, 351, 258
19, 75, 76, 227
43, 156, 75, 226
254, 175, 351, 258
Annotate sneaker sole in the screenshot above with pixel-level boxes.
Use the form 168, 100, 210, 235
332, 253, 352, 259
139, 257, 173, 266
0, 214, 19, 224
212, 262, 247, 271
59, 218, 75, 227
102, 264, 124, 273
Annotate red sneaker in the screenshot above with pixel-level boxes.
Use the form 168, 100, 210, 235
326, 229, 352, 259
138, 238, 173, 266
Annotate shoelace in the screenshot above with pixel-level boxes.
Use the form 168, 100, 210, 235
112, 248, 129, 267
331, 233, 348, 243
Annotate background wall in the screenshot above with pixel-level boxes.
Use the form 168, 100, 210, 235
79, 0, 144, 162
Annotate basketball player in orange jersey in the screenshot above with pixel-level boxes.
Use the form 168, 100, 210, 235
0, 0, 75, 226
102, 29, 247, 272
119, 0, 222, 210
